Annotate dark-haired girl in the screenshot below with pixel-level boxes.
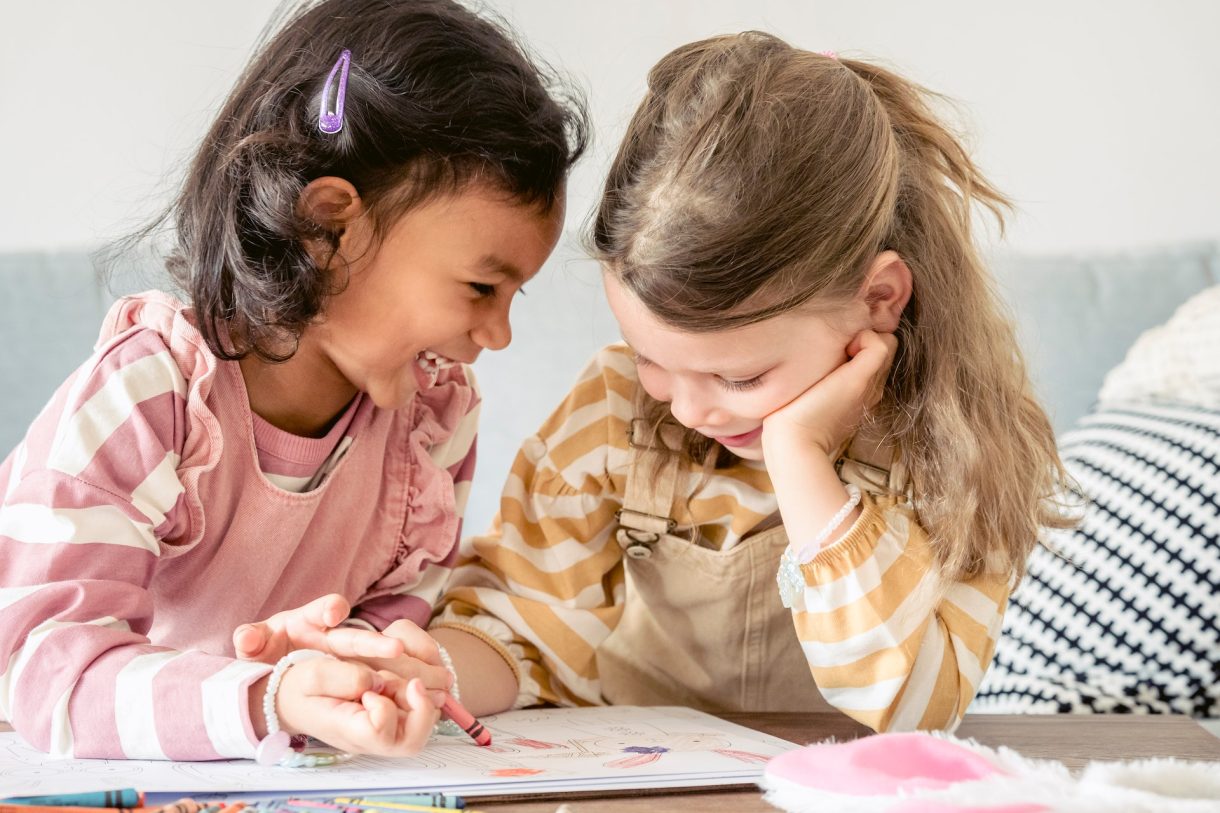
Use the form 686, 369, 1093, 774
0, 0, 585, 761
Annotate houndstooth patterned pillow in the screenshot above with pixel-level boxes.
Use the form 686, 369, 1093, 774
973, 401, 1220, 716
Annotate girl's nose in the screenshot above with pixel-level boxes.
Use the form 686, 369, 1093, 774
472, 302, 513, 351
667, 382, 716, 430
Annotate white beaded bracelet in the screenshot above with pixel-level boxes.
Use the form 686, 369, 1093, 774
776, 484, 862, 609
256, 649, 350, 768
434, 643, 463, 736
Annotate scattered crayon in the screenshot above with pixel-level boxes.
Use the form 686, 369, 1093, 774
0, 793, 142, 809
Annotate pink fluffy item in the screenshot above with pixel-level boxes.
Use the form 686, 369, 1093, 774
760, 731, 1220, 813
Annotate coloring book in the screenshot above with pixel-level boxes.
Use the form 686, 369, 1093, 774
0, 706, 798, 801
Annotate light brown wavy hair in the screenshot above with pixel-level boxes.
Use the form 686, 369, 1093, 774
590, 32, 1074, 582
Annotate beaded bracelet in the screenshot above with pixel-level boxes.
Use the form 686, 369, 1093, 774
776, 484, 862, 609
434, 643, 463, 736
255, 649, 351, 768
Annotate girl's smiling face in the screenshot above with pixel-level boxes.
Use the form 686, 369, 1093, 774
312, 183, 564, 411
603, 272, 866, 461
240, 178, 564, 438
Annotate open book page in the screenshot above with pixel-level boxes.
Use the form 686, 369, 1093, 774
0, 706, 798, 800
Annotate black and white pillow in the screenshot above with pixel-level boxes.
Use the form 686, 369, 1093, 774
973, 401, 1220, 716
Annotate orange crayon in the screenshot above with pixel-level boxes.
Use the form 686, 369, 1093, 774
441, 694, 492, 746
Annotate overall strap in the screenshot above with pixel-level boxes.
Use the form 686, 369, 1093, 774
615, 419, 684, 559
836, 426, 907, 495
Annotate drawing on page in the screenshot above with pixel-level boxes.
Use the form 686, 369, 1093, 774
478, 717, 771, 770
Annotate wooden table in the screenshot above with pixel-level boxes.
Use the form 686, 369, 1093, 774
475, 712, 1220, 812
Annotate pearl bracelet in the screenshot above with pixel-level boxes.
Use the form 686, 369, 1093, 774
434, 643, 462, 736
776, 484, 862, 609
256, 649, 350, 768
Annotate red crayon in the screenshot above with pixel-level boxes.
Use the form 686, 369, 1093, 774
441, 694, 492, 746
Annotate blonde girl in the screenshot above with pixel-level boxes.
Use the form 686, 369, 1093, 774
423, 32, 1070, 733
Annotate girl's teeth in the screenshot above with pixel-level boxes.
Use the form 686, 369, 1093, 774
416, 351, 459, 384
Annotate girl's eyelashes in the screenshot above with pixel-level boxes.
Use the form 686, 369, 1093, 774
635, 352, 765, 391
469, 282, 527, 298
718, 374, 765, 391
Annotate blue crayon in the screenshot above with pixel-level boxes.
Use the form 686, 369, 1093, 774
0, 790, 142, 808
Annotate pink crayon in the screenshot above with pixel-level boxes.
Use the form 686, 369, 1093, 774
441, 694, 492, 747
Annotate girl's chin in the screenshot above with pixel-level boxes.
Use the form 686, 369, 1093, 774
362, 376, 421, 411
728, 443, 765, 461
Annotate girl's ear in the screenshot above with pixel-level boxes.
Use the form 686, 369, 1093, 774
297, 177, 364, 269
859, 250, 913, 334
297, 176, 363, 230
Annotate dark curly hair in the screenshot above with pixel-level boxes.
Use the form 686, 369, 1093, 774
132, 0, 587, 362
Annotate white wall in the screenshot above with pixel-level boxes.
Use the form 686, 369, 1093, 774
2, 0, 1217, 253
2, 2, 1218, 534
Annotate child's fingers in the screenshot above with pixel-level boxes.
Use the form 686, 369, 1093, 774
400, 678, 442, 751
295, 593, 352, 631
859, 332, 898, 403
323, 625, 407, 660
382, 619, 444, 665
372, 669, 409, 702
842, 331, 897, 393
358, 685, 443, 755
345, 688, 434, 757
386, 671, 443, 710
286, 671, 438, 757
297, 658, 380, 700
405, 676, 435, 711
847, 329, 896, 364
233, 623, 276, 661
360, 689, 403, 744
410, 660, 455, 692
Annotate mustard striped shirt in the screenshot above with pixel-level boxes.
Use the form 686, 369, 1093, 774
433, 344, 1012, 731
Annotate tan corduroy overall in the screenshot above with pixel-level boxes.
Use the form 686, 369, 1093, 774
596, 420, 903, 713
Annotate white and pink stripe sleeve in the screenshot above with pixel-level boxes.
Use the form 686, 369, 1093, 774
0, 329, 270, 759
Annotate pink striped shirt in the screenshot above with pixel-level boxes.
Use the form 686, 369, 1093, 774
0, 292, 480, 760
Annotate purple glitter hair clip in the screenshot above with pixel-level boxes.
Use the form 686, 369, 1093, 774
319, 49, 352, 134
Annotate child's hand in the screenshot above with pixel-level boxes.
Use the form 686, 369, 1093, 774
762, 329, 898, 457
275, 658, 444, 757
234, 597, 453, 694
355, 618, 455, 694
233, 594, 405, 664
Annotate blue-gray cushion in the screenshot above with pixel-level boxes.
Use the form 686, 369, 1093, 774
990, 241, 1220, 435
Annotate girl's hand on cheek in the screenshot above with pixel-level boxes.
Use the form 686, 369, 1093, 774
276, 659, 444, 757
762, 329, 897, 457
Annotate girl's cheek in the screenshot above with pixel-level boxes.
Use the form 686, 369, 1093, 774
733, 391, 786, 421
733, 382, 806, 420
636, 368, 669, 402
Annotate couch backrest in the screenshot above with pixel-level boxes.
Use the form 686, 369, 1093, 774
0, 252, 117, 451
990, 241, 1220, 438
